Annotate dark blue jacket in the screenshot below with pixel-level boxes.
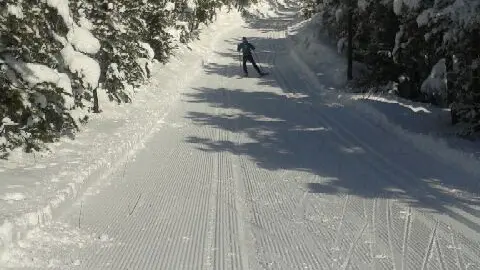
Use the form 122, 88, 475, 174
237, 41, 255, 56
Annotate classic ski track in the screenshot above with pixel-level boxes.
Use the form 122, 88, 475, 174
264, 32, 339, 269
216, 52, 242, 270
69, 60, 222, 268
249, 17, 479, 270
342, 221, 369, 270
205, 55, 230, 269
387, 199, 398, 270
369, 199, 377, 269
401, 207, 412, 270
270, 26, 475, 270
449, 227, 465, 270
225, 61, 254, 270
232, 30, 335, 269
202, 27, 268, 269
332, 194, 350, 269
421, 221, 438, 270
285, 49, 480, 270
253, 28, 362, 268
434, 228, 447, 270
31, 20, 246, 268
63, 106, 214, 269
239, 157, 330, 269
272, 40, 374, 269
204, 100, 219, 270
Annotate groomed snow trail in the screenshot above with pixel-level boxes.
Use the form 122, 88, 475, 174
2, 6, 480, 270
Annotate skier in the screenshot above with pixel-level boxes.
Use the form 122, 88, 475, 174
237, 37, 266, 77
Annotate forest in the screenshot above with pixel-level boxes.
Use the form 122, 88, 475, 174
1, 0, 479, 158
0, 0, 250, 158
301, 0, 479, 137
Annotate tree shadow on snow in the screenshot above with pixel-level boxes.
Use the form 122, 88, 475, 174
184, 85, 480, 234
186, 3, 480, 234
357, 98, 480, 160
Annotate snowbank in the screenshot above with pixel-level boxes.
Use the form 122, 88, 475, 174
286, 13, 348, 87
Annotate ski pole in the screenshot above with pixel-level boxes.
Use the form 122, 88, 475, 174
238, 52, 242, 71
253, 50, 264, 72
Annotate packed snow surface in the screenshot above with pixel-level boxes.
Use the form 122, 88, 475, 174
1, 1, 479, 269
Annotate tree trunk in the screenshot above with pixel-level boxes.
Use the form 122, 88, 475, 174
93, 88, 100, 113
347, 0, 353, 80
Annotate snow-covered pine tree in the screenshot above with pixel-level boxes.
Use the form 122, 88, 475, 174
73, 0, 150, 105
1, 0, 80, 155
299, 0, 480, 136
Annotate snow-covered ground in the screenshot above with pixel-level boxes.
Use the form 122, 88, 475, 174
1, 1, 480, 269
0, 7, 241, 261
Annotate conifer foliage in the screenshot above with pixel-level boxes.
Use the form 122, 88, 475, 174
301, 0, 480, 137
0, 0, 245, 158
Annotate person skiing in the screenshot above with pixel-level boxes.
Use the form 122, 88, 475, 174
237, 37, 266, 77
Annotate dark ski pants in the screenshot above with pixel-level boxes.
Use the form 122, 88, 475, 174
243, 54, 261, 74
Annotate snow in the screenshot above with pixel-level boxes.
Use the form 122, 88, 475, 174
392, 25, 404, 60
335, 8, 343, 23
244, 0, 278, 18
112, 21, 127, 34
185, 0, 196, 12
417, 0, 480, 30
46, 0, 74, 27
166, 26, 182, 43
139, 42, 155, 60
164, 2, 175, 11
45, 0, 101, 92
78, 16, 94, 31
420, 58, 447, 97
1, 193, 26, 204
7, 4, 24, 19
67, 25, 101, 54
1, 118, 15, 126
3, 56, 73, 96
1, 1, 480, 268
287, 9, 480, 177
337, 37, 346, 54
61, 44, 101, 89
416, 8, 433, 27
357, 0, 368, 12
0, 8, 243, 264
443, 0, 480, 27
